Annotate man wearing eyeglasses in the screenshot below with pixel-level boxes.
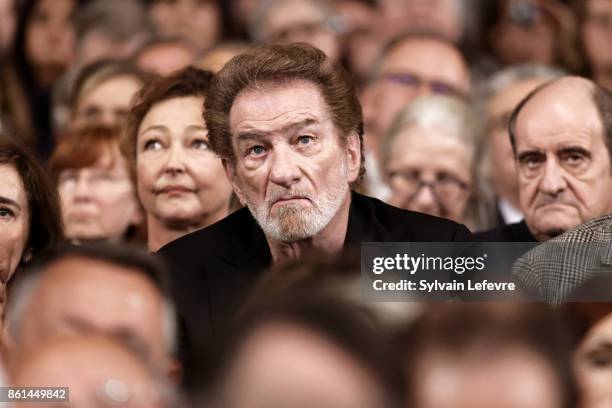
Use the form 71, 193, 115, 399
360, 32, 470, 199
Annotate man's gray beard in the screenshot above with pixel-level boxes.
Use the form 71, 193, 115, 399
245, 172, 350, 243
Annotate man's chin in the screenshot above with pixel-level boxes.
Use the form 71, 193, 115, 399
533, 220, 577, 239
268, 211, 317, 242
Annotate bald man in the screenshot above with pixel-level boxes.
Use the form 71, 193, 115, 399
475, 76, 612, 242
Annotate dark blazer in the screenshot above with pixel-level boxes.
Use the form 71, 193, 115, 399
157, 192, 471, 385
473, 220, 536, 242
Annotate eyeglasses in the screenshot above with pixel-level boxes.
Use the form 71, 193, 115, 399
378, 72, 467, 100
388, 169, 470, 202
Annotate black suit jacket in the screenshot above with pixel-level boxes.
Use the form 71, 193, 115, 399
473, 220, 536, 242
157, 192, 471, 385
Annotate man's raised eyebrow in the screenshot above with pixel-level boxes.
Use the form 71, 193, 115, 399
0, 196, 21, 210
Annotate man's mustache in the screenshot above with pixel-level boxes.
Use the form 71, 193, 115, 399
265, 188, 313, 207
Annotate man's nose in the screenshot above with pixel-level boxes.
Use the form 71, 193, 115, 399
269, 146, 301, 188
409, 185, 440, 216
539, 159, 567, 196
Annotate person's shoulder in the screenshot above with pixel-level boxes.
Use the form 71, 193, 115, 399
551, 214, 612, 243
353, 193, 472, 241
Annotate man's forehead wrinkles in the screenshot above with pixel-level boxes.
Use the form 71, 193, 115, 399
234, 111, 319, 133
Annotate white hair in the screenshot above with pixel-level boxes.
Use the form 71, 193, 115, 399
382, 94, 480, 165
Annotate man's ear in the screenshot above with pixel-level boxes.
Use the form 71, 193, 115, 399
223, 158, 246, 205
345, 132, 362, 183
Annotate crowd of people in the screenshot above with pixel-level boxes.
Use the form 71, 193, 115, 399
2, 0, 612, 407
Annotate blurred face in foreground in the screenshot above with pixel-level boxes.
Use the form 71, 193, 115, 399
16, 257, 169, 369
12, 336, 168, 408
412, 347, 563, 408
514, 77, 612, 241
221, 322, 388, 408
575, 313, 612, 408
226, 80, 361, 243
58, 144, 141, 242
386, 124, 473, 223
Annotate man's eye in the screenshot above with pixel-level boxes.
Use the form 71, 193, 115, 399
191, 139, 210, 150
297, 135, 314, 145
143, 140, 163, 151
247, 145, 266, 156
437, 172, 461, 186
0, 208, 14, 219
520, 155, 543, 170
563, 152, 586, 166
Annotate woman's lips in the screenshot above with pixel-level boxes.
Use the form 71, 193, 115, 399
156, 185, 194, 195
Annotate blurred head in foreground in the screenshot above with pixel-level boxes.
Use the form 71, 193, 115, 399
405, 303, 575, 408
50, 126, 142, 243
4, 243, 177, 376
11, 334, 183, 408
206, 293, 404, 408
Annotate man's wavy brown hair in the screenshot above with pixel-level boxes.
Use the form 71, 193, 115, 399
204, 43, 365, 186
